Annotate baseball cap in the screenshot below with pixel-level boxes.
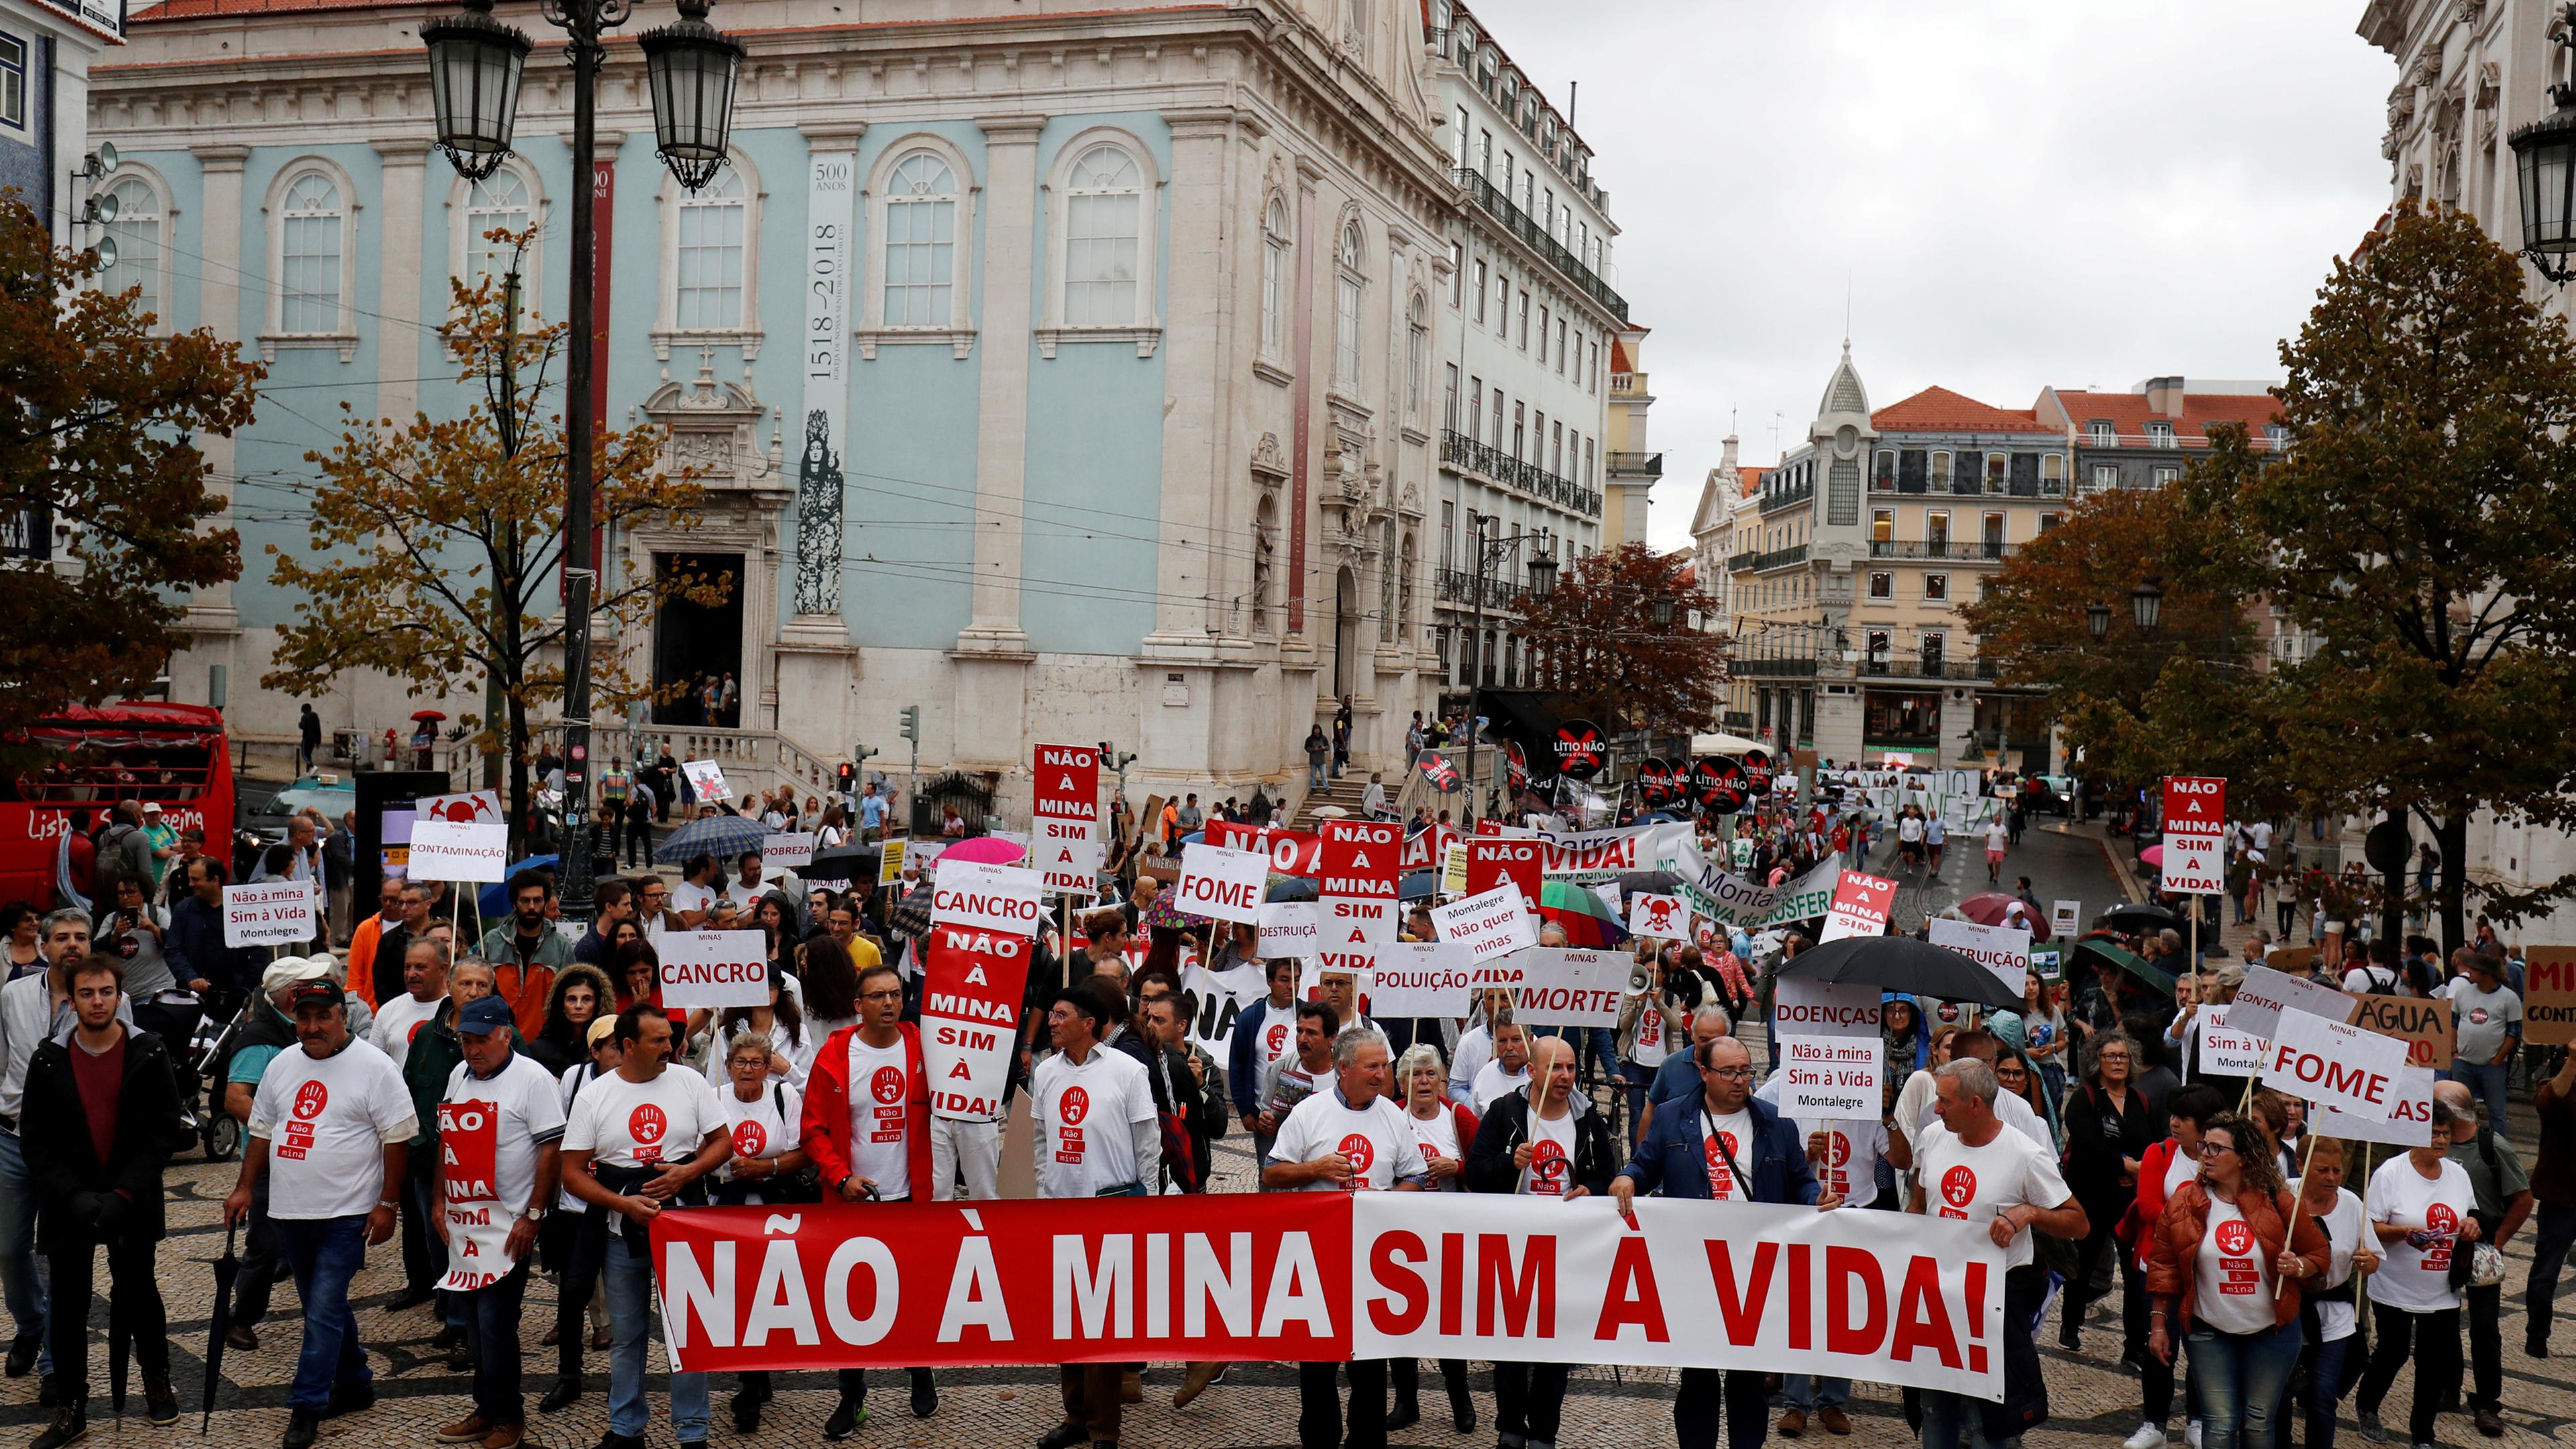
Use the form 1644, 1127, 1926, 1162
456, 996, 515, 1036
288, 979, 341, 1011
262, 957, 315, 996
2214, 961, 2246, 991
585, 1017, 618, 1050
141, 802, 163, 816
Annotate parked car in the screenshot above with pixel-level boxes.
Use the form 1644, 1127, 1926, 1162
239, 773, 356, 849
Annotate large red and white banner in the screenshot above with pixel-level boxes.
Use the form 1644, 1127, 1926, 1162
919, 925, 1033, 1121
649, 1195, 2006, 1399
2159, 775, 2228, 896
1318, 819, 1402, 946
1401, 822, 1458, 871
1205, 820, 1326, 877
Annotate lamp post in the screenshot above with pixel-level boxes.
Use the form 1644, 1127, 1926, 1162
1461, 523, 1552, 820
2086, 602, 2111, 642
423, 0, 742, 924
2509, 3, 2576, 284
2131, 578, 2164, 637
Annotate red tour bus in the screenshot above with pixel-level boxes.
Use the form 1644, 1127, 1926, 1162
0, 703, 235, 909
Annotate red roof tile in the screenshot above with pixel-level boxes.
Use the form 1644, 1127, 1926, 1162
2051, 389, 2282, 447
1870, 386, 2055, 435
1739, 466, 1770, 498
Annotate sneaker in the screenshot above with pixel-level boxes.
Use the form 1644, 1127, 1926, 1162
479, 1428, 524, 1449
1818, 1407, 1852, 1436
824, 1397, 867, 1440
439, 1415, 493, 1444
590, 1434, 645, 1449
731, 1391, 761, 1435
538, 1381, 582, 1415
2123, 1424, 2167, 1449
911, 1368, 938, 1418
30, 1401, 85, 1449
2187, 1421, 2204, 1449
2359, 1411, 2388, 1442
1778, 1408, 1809, 1438
283, 1409, 321, 1449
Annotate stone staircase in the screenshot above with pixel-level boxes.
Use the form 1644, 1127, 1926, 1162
1289, 770, 1379, 829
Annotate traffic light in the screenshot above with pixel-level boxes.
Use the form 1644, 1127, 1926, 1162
836, 761, 855, 789
899, 706, 921, 742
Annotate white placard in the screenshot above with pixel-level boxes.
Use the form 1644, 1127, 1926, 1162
2049, 899, 2082, 940
437, 1202, 519, 1293
1035, 835, 1106, 898
407, 818, 509, 883
1180, 961, 1270, 1057
1305, 941, 1467, 1018
2314, 1065, 2438, 1148
928, 859, 1045, 936
1927, 916, 2032, 1002
681, 759, 734, 803
2261, 1009, 2411, 1122
1255, 900, 1321, 957
905, 839, 949, 874
760, 832, 816, 869
223, 881, 316, 947
2196, 1006, 2271, 1077
1175, 842, 1271, 925
1317, 896, 1400, 947
1772, 979, 1884, 1038
1627, 892, 1689, 941
2224, 965, 2355, 1040
1774, 1036, 1884, 1119
2160, 830, 2226, 896
1501, 947, 1629, 1028
1431, 883, 1538, 964
984, 828, 1031, 865
552, 918, 588, 946
655, 929, 772, 1010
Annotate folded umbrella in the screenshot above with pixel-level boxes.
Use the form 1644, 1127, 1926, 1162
2100, 901, 2181, 934
202, 1221, 240, 1431
1774, 934, 2025, 1010
804, 845, 875, 883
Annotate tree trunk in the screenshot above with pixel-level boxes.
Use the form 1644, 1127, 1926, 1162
2438, 810, 2470, 960
506, 685, 530, 870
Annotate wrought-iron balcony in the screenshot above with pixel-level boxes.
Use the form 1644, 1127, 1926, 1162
1867, 539, 2017, 562
1441, 429, 1603, 518
1452, 167, 1628, 323
1727, 543, 1807, 574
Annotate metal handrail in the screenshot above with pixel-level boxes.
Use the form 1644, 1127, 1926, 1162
1452, 167, 1628, 323
1441, 429, 1603, 517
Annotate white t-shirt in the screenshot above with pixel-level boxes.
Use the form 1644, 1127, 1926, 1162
1902, 1073, 2053, 1155
1407, 1105, 1463, 1189
250, 1037, 420, 1221
1031, 1046, 1157, 1199
716, 1079, 804, 1204
1471, 1059, 1531, 1112
555, 1062, 606, 1209
2342, 963, 2398, 995
372, 992, 443, 1071
1913, 1122, 2074, 1271
1270, 1087, 1426, 1192
2248, 822, 2273, 858
672, 881, 717, 921
1254, 1004, 1297, 1071
1697, 1106, 1756, 1200
2366, 1154, 2473, 1312
1523, 1107, 1578, 1197
2165, 1142, 2200, 1199
843, 1034, 914, 1201
1984, 822, 2009, 853
439, 1051, 566, 1212
2295, 1184, 2368, 1342
561, 1063, 725, 1171
1898, 816, 1925, 843
1631, 1000, 1670, 1069
1449, 1025, 1495, 1102
1798, 1117, 1887, 1209
2192, 1195, 2274, 1334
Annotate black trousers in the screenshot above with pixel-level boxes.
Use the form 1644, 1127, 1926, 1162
46, 1234, 167, 1402
1493, 1360, 1568, 1445
1301, 1358, 1388, 1449
2063, 1208, 2123, 1339
231, 1173, 280, 1326
2354, 1303, 2461, 1446
1674, 1367, 1770, 1449
460, 1258, 529, 1424
398, 1151, 441, 1297
552, 1208, 608, 1383
2465, 1281, 2503, 1411
1389, 1354, 1470, 1410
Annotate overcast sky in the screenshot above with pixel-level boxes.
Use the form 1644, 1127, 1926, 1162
1461, 1, 2400, 550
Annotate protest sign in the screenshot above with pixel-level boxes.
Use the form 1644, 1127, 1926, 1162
648, 1194, 2006, 1401
2196, 1007, 2271, 1077
1204, 820, 1325, 877
1179, 961, 1269, 1057
1402, 822, 1458, 871
223, 880, 315, 947
1034, 835, 1107, 899
2525, 947, 2576, 1047
1926, 916, 2030, 1000
1256, 901, 1320, 957
1310, 942, 1468, 1018
2349, 992, 2453, 1069
408, 818, 508, 883
1818, 871, 1897, 943
2049, 900, 2082, 940
1495, 948, 1627, 1029
2261, 1010, 2410, 1122
2028, 945, 2061, 983
1317, 820, 1403, 946
1175, 843, 1271, 925
762, 832, 817, 869
657, 930, 772, 1010
1318, 896, 1399, 947
1772, 980, 1882, 1037
920, 924, 1033, 1120
879, 839, 908, 887
2224, 965, 2355, 1040
929, 860, 1045, 936
1538, 822, 1694, 884
1432, 883, 1537, 965
1442, 843, 1469, 896
1628, 893, 1688, 941
1772, 1036, 1883, 1119
2265, 945, 2316, 975
682, 759, 733, 803
1465, 838, 1546, 913
905, 839, 949, 875
1030, 743, 1100, 838
2159, 775, 2227, 894
2314, 1065, 2438, 1148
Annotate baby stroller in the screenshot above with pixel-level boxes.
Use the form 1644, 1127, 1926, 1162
183, 991, 254, 1161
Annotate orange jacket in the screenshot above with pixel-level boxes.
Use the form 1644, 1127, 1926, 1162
346, 914, 388, 1009
2144, 1179, 2330, 1332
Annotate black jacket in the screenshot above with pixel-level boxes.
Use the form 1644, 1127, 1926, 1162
1464, 1089, 1619, 1198
1112, 1032, 1226, 1191
2063, 1080, 2157, 1214
23, 1027, 184, 1249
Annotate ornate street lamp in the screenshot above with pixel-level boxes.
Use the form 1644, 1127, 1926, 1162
2086, 602, 2111, 641
2509, 7, 2576, 284
2131, 578, 2165, 636
1650, 594, 1676, 627
421, 0, 740, 927
1526, 551, 1558, 600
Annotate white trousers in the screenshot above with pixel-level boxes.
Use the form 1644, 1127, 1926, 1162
928, 1114, 1002, 1201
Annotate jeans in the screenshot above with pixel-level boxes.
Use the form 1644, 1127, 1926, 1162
2292, 1332, 2357, 1449
2527, 1201, 2576, 1349
2353, 1303, 2461, 1446
1310, 760, 1328, 792
2465, 1280, 2503, 1411
274, 1215, 371, 1413
2448, 1059, 2510, 1132
2189, 1320, 2302, 1449
1672, 1367, 1768, 1449
1618, 1061, 1655, 1146
0, 1128, 49, 1372
1923, 1388, 2018, 1449
604, 1233, 708, 1441
1786, 1374, 1848, 1410
1493, 1360, 1568, 1445
1300, 1358, 1387, 1449
461, 1258, 531, 1425
46, 1234, 166, 1403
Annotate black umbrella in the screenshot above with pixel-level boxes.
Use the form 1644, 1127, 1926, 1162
1265, 875, 1318, 904
1774, 934, 2025, 1010
107, 1298, 127, 1417
804, 845, 875, 883
2101, 902, 2181, 934
201, 1221, 240, 1432
1399, 869, 1440, 902
1613, 870, 1684, 898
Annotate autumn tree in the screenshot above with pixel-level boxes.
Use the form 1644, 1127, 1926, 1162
1515, 542, 1725, 734
0, 194, 262, 741
264, 236, 725, 850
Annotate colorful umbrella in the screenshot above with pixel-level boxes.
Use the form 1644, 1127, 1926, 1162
1957, 891, 2050, 942
941, 835, 1027, 866
1537, 879, 1628, 949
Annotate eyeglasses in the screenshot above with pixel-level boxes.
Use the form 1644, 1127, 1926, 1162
859, 989, 903, 1002
1701, 1066, 1754, 1080
2198, 1142, 2237, 1158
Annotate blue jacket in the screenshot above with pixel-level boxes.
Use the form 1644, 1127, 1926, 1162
1228, 996, 1291, 1117
1618, 1093, 1817, 1205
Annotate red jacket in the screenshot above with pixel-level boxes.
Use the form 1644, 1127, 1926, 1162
800, 1022, 936, 1204
2123, 1137, 2188, 1265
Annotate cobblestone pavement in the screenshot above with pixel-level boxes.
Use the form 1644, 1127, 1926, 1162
7, 1112, 2571, 1449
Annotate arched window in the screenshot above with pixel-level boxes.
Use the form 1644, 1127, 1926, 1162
461, 168, 533, 293
1405, 292, 1428, 419
1333, 219, 1364, 388
883, 151, 957, 327
1260, 196, 1290, 362
674, 169, 746, 330
100, 175, 162, 326
279, 172, 344, 335
1061, 143, 1139, 326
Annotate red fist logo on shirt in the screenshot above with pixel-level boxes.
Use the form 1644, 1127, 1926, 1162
1267, 1022, 1289, 1056
1529, 1138, 1568, 1194
1941, 1164, 1978, 1210
292, 1080, 329, 1120
2215, 1219, 2253, 1258
1059, 1085, 1091, 1126
870, 1065, 905, 1105
732, 1120, 767, 1158
629, 1103, 668, 1146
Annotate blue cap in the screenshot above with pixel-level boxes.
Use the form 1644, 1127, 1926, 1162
456, 996, 515, 1036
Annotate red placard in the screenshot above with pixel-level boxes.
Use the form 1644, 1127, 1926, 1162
1465, 837, 1544, 913
1319, 820, 1401, 900
1819, 870, 1898, 943
1205, 819, 1324, 877
1032, 743, 1101, 837
437, 1099, 500, 1203
1401, 822, 1458, 871
2161, 776, 2227, 834
920, 924, 1034, 1121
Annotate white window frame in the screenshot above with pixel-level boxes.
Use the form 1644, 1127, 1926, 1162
261, 157, 360, 361
1923, 573, 1949, 602
0, 33, 23, 133
1258, 193, 1291, 376
2091, 464, 2119, 494
651, 145, 764, 362
444, 155, 547, 322
2088, 420, 2116, 445
98, 164, 174, 333
2041, 453, 2065, 496
1405, 292, 1428, 422
857, 136, 975, 361
1332, 213, 1366, 392
1868, 572, 1892, 600
1039, 129, 1162, 358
